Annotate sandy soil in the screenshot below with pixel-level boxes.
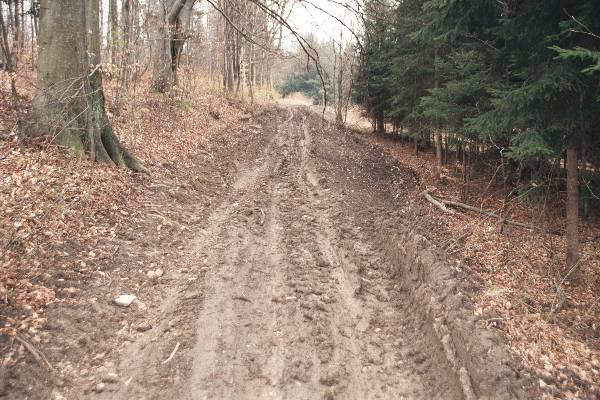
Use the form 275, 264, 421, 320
5, 106, 529, 399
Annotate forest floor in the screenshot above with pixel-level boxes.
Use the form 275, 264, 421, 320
363, 133, 600, 400
0, 77, 598, 399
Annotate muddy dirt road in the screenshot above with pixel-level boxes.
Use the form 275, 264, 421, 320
61, 107, 525, 400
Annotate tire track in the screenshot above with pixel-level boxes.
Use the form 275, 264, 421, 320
88, 106, 513, 400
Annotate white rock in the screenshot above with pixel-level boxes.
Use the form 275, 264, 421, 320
114, 294, 136, 307
147, 268, 164, 279
102, 372, 119, 383
51, 390, 66, 400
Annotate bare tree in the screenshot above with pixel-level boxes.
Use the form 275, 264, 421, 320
109, 0, 119, 64
27, 0, 144, 171
149, 0, 196, 92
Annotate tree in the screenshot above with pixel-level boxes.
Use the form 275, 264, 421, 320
355, 0, 600, 275
149, 0, 197, 93
354, 0, 395, 133
27, 0, 144, 171
472, 0, 600, 277
109, 0, 119, 64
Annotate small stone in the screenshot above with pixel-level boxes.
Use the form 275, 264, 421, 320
135, 322, 152, 332
366, 345, 384, 365
319, 367, 340, 386
147, 268, 164, 279
94, 383, 106, 393
51, 390, 66, 400
102, 372, 119, 383
316, 258, 330, 268
114, 294, 136, 307
185, 291, 202, 300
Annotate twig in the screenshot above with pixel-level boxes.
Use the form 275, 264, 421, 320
232, 295, 252, 302
584, 295, 600, 317
15, 334, 53, 371
162, 342, 180, 364
110, 244, 120, 258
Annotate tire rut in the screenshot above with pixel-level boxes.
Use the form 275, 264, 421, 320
183, 108, 461, 399
87, 106, 522, 400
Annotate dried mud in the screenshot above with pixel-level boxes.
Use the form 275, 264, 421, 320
5, 106, 529, 399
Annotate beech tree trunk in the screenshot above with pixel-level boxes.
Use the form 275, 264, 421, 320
118, 0, 132, 92
0, 5, 10, 68
149, 0, 172, 92
12, 0, 20, 66
169, 0, 194, 87
109, 0, 119, 64
150, 0, 195, 92
565, 147, 579, 277
28, 0, 144, 172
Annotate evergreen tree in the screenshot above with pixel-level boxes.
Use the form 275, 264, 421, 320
354, 0, 600, 276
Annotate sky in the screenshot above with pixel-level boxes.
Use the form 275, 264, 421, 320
98, 0, 360, 52
282, 0, 361, 50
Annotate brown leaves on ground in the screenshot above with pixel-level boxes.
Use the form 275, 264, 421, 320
0, 70, 252, 372
367, 134, 600, 399
2, 63, 599, 398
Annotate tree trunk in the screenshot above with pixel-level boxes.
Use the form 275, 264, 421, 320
19, 0, 24, 50
118, 0, 132, 90
565, 147, 579, 278
12, 0, 20, 65
414, 134, 418, 154
31, 1, 39, 40
149, 0, 173, 92
109, 0, 118, 64
376, 111, 384, 134
335, 39, 344, 125
0, 4, 10, 69
433, 48, 443, 173
170, 0, 194, 87
28, 0, 144, 172
150, 0, 195, 93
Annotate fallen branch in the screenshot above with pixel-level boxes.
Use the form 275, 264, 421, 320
422, 191, 538, 230
15, 334, 53, 371
421, 190, 455, 215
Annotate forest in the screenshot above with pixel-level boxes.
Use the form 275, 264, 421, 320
354, 0, 600, 276
1, 0, 599, 399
